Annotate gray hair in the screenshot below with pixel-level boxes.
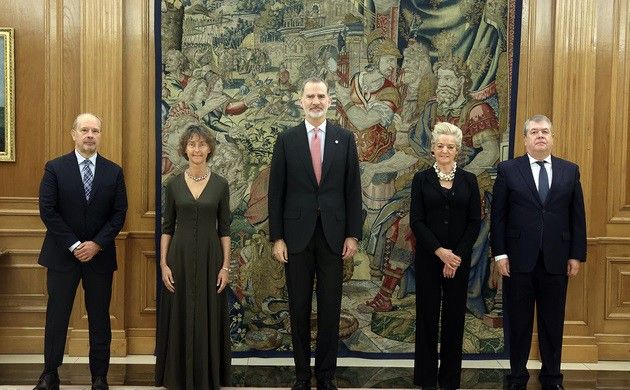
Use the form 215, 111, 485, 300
431, 122, 463, 149
301, 77, 329, 95
523, 114, 553, 136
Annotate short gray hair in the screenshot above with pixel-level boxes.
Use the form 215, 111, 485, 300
523, 114, 553, 136
301, 77, 328, 95
431, 122, 463, 149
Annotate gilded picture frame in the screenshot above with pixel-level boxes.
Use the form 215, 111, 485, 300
0, 28, 15, 162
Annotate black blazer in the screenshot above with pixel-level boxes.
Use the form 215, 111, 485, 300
410, 168, 481, 265
38, 151, 128, 274
268, 122, 362, 254
490, 154, 587, 274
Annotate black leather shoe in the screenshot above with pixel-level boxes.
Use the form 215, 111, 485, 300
33, 372, 60, 390
542, 385, 564, 390
317, 379, 338, 390
292, 379, 311, 390
91, 376, 109, 390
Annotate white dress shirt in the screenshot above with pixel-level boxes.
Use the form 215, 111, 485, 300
528, 154, 552, 191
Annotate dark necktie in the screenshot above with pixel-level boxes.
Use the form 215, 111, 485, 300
536, 161, 549, 202
82, 160, 94, 201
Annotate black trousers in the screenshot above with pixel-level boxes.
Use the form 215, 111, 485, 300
504, 253, 568, 387
414, 257, 470, 389
285, 217, 343, 382
43, 263, 113, 377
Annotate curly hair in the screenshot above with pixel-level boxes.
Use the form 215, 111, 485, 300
178, 125, 216, 161
433, 56, 472, 96
367, 37, 402, 65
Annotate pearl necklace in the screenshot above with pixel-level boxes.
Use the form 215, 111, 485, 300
185, 168, 210, 182
434, 162, 456, 181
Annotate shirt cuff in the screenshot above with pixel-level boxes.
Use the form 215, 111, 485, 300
494, 254, 508, 261
69, 241, 81, 252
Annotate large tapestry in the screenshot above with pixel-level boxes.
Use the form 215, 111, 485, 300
159, 0, 518, 357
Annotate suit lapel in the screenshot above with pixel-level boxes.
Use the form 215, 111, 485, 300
295, 123, 318, 187
320, 124, 338, 184
546, 155, 564, 204
451, 169, 464, 196
65, 152, 89, 206
516, 154, 542, 205
427, 167, 445, 196
89, 154, 104, 204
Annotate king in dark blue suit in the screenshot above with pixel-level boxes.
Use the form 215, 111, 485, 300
491, 115, 586, 390
34, 113, 127, 390
268, 78, 362, 390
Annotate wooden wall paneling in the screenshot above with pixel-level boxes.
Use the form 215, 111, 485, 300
81, 0, 123, 164
514, 0, 556, 155
597, 239, 630, 359
0, 197, 41, 230
607, 0, 630, 232
0, 0, 47, 197
44, 0, 64, 160
0, 249, 46, 353
45, 0, 80, 161
550, 0, 598, 361
121, 0, 157, 354
596, 0, 630, 359
66, 0, 127, 356
123, 0, 156, 231
590, 0, 614, 238
124, 233, 157, 354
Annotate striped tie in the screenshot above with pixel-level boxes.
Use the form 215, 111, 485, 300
82, 160, 94, 201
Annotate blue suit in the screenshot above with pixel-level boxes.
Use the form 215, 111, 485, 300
38, 151, 127, 377
491, 154, 586, 387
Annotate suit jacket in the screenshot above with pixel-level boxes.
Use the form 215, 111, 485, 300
38, 151, 128, 274
491, 154, 586, 274
410, 167, 481, 265
268, 122, 362, 254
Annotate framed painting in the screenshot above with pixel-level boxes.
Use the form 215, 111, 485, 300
0, 27, 15, 162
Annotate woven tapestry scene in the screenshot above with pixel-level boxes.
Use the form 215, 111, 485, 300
159, 0, 516, 357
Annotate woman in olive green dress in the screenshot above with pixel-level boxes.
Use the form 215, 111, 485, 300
155, 125, 231, 389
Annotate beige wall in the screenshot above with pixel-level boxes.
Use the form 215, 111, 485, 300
0, 0, 628, 360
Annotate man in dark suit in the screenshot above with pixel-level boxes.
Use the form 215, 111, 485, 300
268, 77, 362, 390
34, 113, 127, 390
491, 114, 586, 390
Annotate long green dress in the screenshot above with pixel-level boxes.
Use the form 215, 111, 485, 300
155, 172, 231, 390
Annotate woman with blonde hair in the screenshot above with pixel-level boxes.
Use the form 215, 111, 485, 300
411, 122, 481, 389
